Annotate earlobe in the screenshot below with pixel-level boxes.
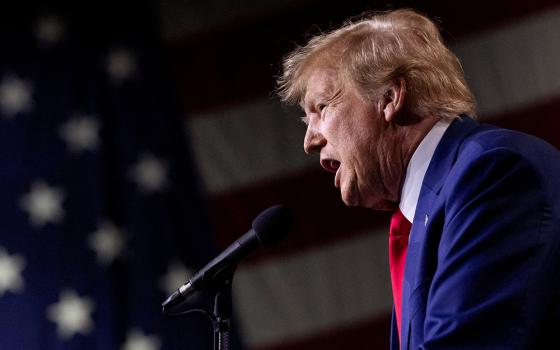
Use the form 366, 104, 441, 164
383, 78, 406, 123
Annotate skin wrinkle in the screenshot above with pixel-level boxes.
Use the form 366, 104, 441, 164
376, 122, 403, 206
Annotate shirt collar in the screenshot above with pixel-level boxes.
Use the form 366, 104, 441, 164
399, 119, 451, 222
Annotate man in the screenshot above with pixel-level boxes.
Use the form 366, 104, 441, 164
277, 9, 560, 350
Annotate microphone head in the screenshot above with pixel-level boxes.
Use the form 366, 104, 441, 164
252, 205, 294, 246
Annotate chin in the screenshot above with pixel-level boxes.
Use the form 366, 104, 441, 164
341, 194, 359, 207
340, 188, 360, 207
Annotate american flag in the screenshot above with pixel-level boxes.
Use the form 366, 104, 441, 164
2, 1, 560, 350
0, 1, 223, 349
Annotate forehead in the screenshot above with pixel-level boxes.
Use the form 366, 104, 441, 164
301, 68, 340, 107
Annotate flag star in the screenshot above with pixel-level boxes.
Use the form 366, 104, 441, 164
160, 261, 194, 296
130, 153, 169, 194
0, 75, 33, 118
59, 114, 100, 154
121, 329, 161, 350
88, 221, 125, 266
19, 180, 65, 228
34, 15, 65, 46
46, 290, 95, 340
0, 247, 26, 297
106, 49, 137, 84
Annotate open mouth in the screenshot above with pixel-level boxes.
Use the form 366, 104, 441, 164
320, 159, 340, 174
320, 158, 342, 188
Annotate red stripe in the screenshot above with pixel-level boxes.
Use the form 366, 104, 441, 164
209, 97, 560, 264
168, 2, 559, 114
253, 312, 391, 350
487, 96, 560, 149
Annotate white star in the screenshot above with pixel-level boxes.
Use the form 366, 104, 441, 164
160, 261, 194, 296
0, 75, 33, 118
46, 290, 95, 340
130, 153, 169, 194
19, 180, 65, 228
34, 15, 65, 46
0, 247, 26, 297
88, 221, 125, 266
121, 329, 161, 350
106, 49, 137, 84
59, 114, 100, 154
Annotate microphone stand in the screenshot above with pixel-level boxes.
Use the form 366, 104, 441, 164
212, 277, 232, 350
164, 270, 235, 350
163, 205, 293, 350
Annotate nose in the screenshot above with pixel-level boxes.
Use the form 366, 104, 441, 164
303, 126, 326, 154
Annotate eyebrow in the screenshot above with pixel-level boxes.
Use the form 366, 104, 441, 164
301, 88, 330, 111
327, 88, 343, 103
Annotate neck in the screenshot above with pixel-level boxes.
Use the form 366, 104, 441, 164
400, 115, 439, 163
393, 115, 439, 204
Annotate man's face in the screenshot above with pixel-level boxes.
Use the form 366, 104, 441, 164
301, 68, 405, 210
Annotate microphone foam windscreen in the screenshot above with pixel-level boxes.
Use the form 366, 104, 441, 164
252, 205, 294, 246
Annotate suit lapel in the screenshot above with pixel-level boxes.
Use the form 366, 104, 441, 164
400, 116, 479, 349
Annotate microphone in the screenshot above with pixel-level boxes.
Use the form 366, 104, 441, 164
162, 205, 294, 315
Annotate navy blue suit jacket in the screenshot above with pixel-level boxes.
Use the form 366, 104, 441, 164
390, 116, 560, 349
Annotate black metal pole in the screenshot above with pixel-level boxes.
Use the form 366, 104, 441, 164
213, 278, 232, 350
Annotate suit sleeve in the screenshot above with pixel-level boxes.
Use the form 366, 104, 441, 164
421, 148, 559, 349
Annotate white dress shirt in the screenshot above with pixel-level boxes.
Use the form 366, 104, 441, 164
399, 120, 452, 222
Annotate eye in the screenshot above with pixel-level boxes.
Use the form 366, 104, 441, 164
318, 104, 326, 112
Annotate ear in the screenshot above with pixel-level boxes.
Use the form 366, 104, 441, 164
382, 78, 406, 123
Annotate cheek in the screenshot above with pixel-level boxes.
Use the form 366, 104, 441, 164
329, 119, 362, 151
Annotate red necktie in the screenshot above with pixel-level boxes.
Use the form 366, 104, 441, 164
389, 209, 412, 345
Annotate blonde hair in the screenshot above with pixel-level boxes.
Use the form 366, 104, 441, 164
277, 9, 476, 120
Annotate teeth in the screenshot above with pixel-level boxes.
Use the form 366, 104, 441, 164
320, 158, 340, 174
